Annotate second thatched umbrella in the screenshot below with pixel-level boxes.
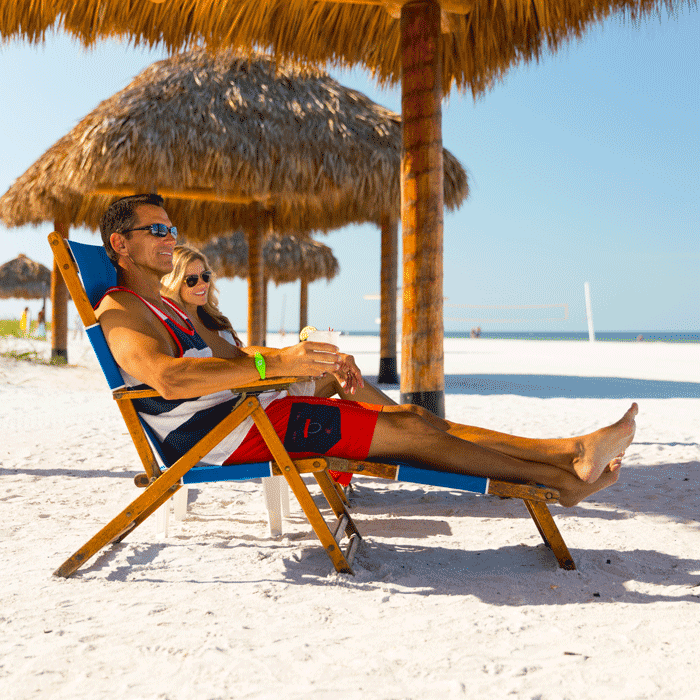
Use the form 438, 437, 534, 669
0, 47, 467, 367
0, 48, 466, 237
202, 233, 340, 342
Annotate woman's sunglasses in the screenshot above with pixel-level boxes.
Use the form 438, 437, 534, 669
126, 223, 178, 239
185, 271, 212, 287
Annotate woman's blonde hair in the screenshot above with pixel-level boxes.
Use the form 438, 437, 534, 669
161, 244, 241, 344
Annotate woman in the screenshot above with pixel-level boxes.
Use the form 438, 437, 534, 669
161, 244, 243, 352
162, 244, 374, 401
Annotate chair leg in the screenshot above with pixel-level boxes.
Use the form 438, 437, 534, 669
280, 478, 291, 518
332, 479, 349, 505
154, 498, 171, 538
523, 500, 576, 570
54, 476, 184, 577
251, 407, 360, 574
172, 486, 188, 520
281, 465, 360, 573
262, 475, 284, 537
314, 470, 360, 539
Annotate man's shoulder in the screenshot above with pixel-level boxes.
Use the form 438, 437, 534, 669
95, 288, 153, 329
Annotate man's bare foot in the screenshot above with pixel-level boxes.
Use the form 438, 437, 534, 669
571, 403, 638, 483
558, 468, 620, 507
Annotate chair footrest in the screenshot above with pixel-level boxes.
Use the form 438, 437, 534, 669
345, 533, 361, 567
333, 514, 350, 543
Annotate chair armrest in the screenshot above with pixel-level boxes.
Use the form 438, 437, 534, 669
112, 376, 313, 401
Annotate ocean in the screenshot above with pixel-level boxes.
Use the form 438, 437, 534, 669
344, 331, 699, 343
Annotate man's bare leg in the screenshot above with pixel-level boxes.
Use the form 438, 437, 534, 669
318, 373, 637, 484
445, 403, 637, 483
365, 405, 637, 505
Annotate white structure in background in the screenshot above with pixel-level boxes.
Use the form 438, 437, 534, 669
365, 292, 571, 331
584, 281, 595, 342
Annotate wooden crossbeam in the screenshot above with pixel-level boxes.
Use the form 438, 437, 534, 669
95, 184, 272, 206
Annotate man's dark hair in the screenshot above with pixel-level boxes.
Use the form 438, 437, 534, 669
99, 193, 165, 263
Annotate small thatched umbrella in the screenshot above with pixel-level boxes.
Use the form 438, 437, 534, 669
0, 254, 51, 300
202, 233, 339, 342
0, 47, 467, 373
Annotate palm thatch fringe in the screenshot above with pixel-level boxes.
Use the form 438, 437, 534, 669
1, 1, 688, 95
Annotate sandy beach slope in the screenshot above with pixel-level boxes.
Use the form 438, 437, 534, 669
1, 334, 698, 700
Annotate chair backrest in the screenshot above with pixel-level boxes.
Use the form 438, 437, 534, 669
49, 232, 277, 481
68, 239, 117, 307
65, 239, 125, 391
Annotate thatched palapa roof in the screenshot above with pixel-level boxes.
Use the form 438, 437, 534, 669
202, 233, 339, 285
0, 254, 51, 300
0, 48, 468, 241
0, 1, 689, 97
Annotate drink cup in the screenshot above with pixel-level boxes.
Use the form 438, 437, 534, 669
307, 329, 340, 346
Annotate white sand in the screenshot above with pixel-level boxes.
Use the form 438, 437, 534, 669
1, 334, 699, 700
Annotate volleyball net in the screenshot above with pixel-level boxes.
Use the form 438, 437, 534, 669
444, 303, 569, 325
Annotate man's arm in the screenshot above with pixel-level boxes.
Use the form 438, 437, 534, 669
241, 345, 369, 396
96, 293, 341, 400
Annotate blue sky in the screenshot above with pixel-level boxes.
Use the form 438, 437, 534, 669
1, 7, 697, 334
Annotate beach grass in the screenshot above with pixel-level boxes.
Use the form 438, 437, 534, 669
0, 319, 51, 337
0, 319, 50, 362
0, 319, 23, 337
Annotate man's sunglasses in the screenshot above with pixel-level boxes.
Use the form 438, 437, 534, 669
185, 271, 212, 287
126, 223, 178, 239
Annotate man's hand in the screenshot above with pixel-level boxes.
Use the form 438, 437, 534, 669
274, 341, 341, 378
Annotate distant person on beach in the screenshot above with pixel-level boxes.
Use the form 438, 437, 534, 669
95, 194, 638, 507
35, 308, 46, 338
19, 307, 30, 337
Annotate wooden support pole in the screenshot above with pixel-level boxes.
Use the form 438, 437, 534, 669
299, 279, 308, 334
50, 219, 70, 364
400, 0, 445, 417
262, 276, 269, 348
378, 214, 399, 383
246, 208, 268, 347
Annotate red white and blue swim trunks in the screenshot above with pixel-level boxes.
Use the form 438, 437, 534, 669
224, 396, 382, 466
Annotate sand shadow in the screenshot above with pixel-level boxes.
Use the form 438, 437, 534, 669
571, 460, 700, 522
443, 374, 700, 398
366, 374, 700, 398
0, 467, 143, 480
276, 541, 700, 605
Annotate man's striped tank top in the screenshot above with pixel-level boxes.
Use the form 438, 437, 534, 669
99, 287, 286, 465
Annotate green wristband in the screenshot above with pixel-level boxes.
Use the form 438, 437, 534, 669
254, 352, 266, 380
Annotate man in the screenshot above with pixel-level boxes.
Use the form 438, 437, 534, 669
97, 194, 638, 507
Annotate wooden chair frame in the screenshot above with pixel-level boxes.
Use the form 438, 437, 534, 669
49, 232, 576, 578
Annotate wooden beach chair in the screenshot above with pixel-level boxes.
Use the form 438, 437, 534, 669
49, 233, 576, 578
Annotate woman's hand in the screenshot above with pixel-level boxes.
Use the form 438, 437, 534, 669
333, 353, 365, 395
